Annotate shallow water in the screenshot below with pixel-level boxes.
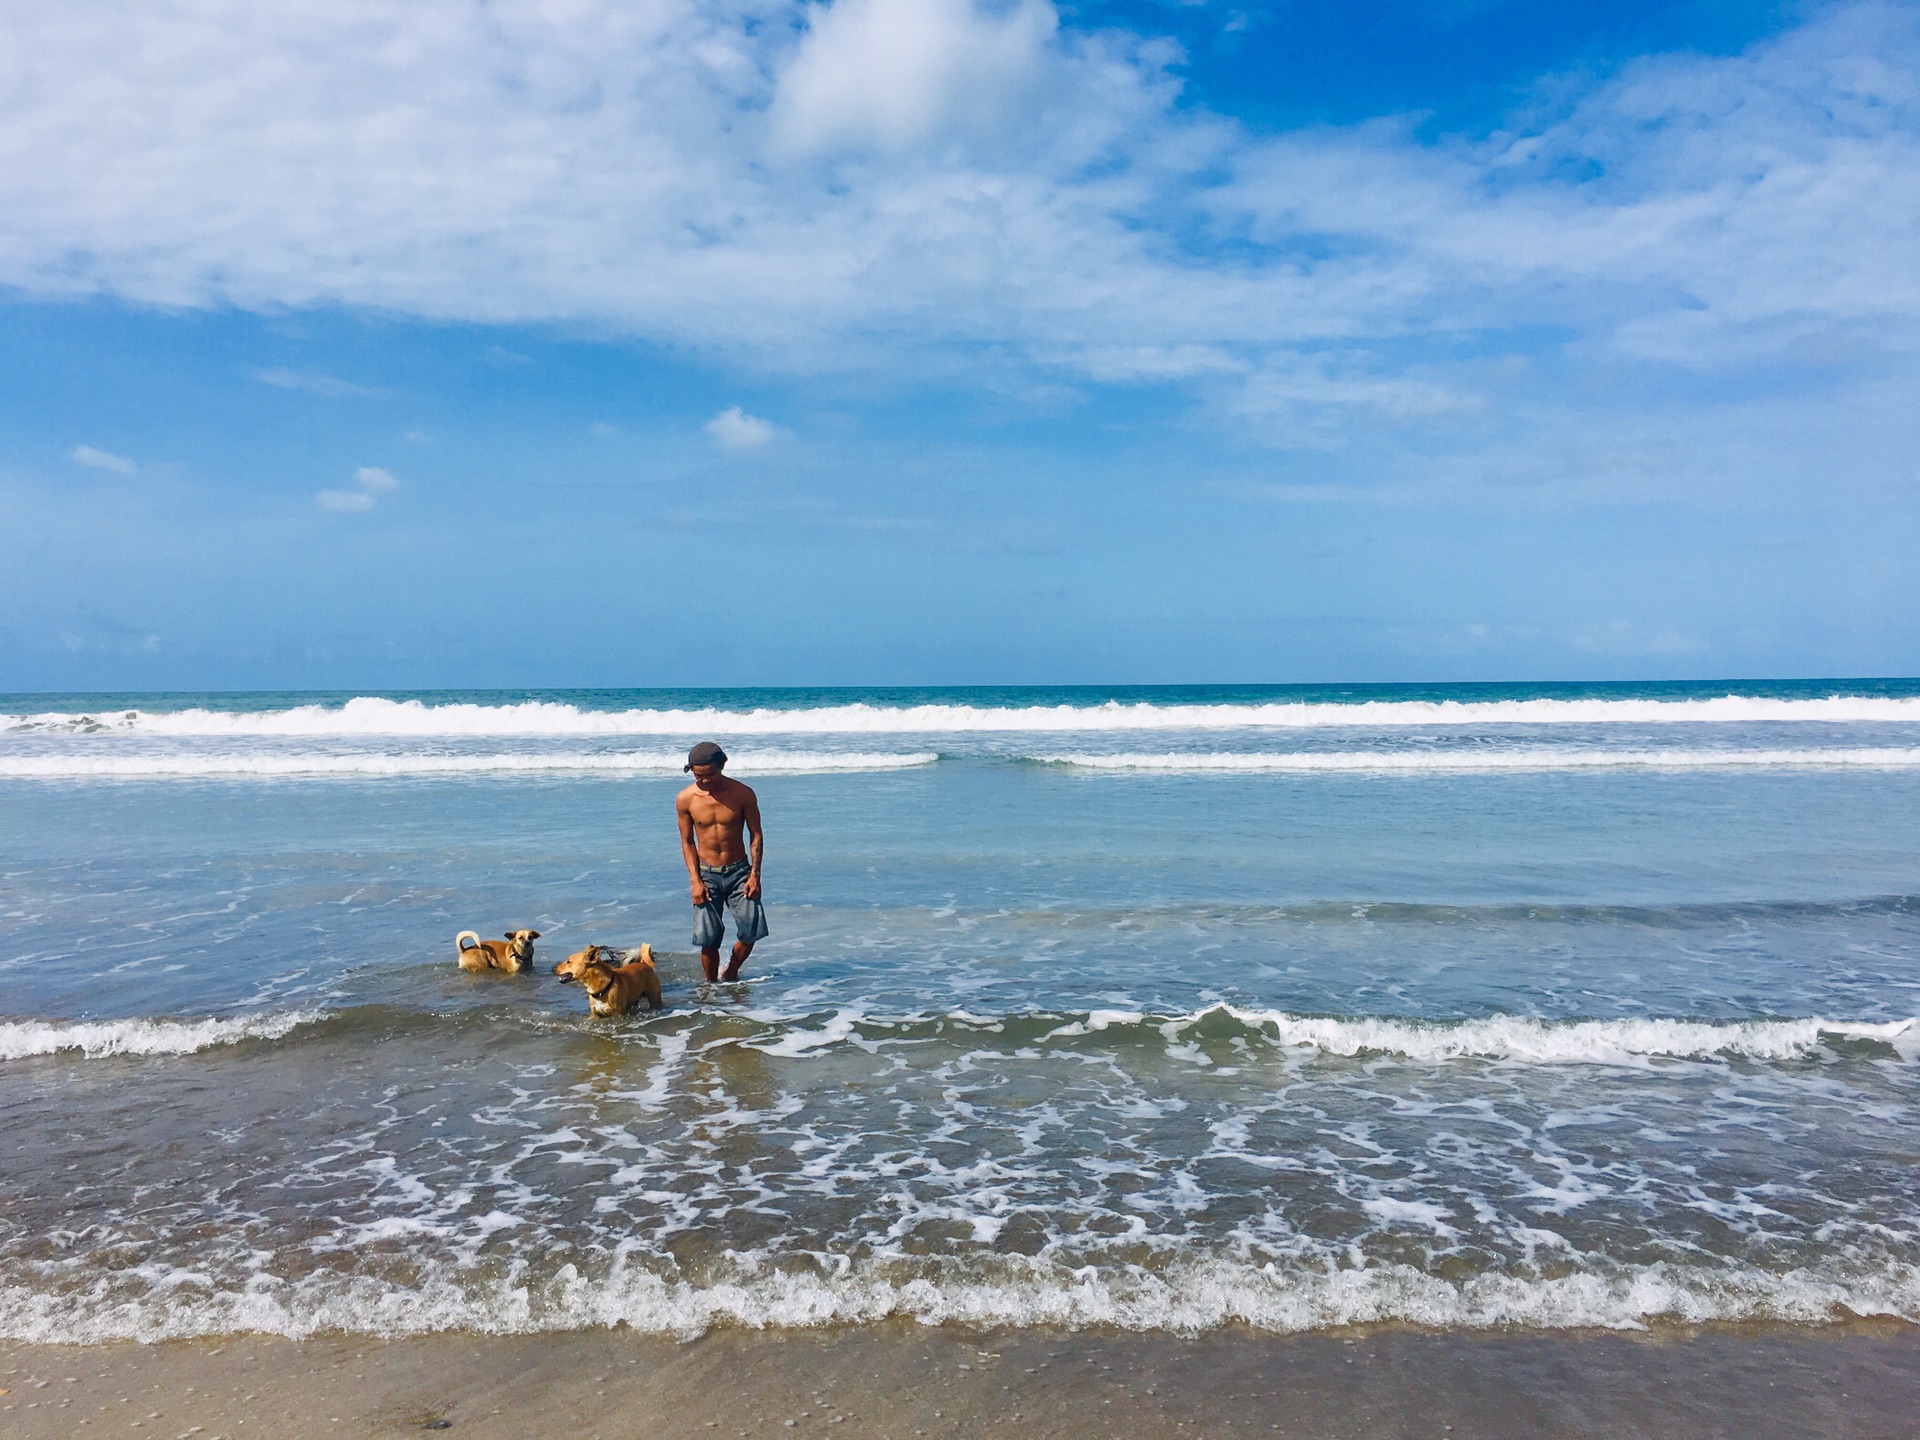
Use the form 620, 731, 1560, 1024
2, 681, 1918, 1339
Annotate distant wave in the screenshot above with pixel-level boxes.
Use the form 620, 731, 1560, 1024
0, 750, 939, 780
0, 1011, 320, 1060
9, 692, 1920, 738
3, 1252, 1914, 1342
1037, 747, 1920, 774
7, 746, 1917, 780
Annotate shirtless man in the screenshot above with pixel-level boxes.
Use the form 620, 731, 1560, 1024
675, 741, 767, 982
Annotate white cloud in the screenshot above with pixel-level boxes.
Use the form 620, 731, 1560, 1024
72, 444, 136, 474
771, 0, 1056, 154
707, 405, 778, 451
252, 367, 386, 398
317, 466, 399, 511
0, 0, 1915, 468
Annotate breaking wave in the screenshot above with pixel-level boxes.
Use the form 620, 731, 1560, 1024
0, 1010, 322, 1060
1153, 1004, 1920, 1062
781, 1003, 1920, 1064
8, 1003, 1910, 1065
9, 692, 1920, 738
3, 1253, 1915, 1343
0, 750, 938, 779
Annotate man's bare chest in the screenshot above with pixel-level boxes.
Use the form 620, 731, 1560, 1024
688, 796, 745, 830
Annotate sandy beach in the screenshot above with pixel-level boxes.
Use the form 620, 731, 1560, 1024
4, 1322, 1917, 1439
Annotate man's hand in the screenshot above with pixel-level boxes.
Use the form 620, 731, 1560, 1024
744, 872, 761, 901
690, 879, 710, 907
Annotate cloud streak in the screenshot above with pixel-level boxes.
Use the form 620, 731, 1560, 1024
252, 367, 388, 398
72, 445, 136, 474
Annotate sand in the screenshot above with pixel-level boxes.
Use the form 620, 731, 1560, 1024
3, 1322, 1918, 1439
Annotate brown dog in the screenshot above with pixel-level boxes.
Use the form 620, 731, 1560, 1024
553, 943, 663, 1015
456, 929, 540, 974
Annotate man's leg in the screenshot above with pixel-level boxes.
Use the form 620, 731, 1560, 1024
721, 939, 754, 982
694, 887, 726, 982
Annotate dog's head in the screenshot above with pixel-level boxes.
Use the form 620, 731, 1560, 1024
553, 946, 606, 984
503, 929, 540, 972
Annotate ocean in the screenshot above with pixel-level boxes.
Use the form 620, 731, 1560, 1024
2, 681, 1918, 1344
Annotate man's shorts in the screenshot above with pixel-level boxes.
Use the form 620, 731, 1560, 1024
693, 857, 769, 950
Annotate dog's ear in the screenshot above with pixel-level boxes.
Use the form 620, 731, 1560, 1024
528, 931, 541, 939
504, 932, 514, 939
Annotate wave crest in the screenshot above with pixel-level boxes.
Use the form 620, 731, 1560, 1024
3, 1253, 1914, 1343
0, 750, 938, 779
8, 1003, 1910, 1066
741, 1003, 1920, 1065
1177, 1005, 1920, 1063
10, 692, 1920, 738
0, 1011, 320, 1060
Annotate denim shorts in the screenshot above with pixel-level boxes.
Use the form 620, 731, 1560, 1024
693, 857, 769, 949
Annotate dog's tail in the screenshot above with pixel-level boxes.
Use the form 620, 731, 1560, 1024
456, 930, 480, 952
639, 942, 654, 965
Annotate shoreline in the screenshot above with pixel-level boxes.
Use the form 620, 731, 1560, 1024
4, 1320, 1917, 1439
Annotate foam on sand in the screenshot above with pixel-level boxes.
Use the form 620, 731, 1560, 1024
2, 1250, 1914, 1343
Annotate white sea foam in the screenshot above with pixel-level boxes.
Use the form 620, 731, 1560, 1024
1041, 1008, 1147, 1039
1166, 1005, 1920, 1064
747, 1007, 869, 1057
0, 750, 938, 780
9, 692, 1920, 738
2, 1253, 1914, 1343
717, 1005, 1920, 1064
0, 1010, 320, 1060
1038, 747, 1920, 773
8, 1003, 1904, 1065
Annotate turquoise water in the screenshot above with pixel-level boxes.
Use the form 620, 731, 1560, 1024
2, 681, 1918, 1339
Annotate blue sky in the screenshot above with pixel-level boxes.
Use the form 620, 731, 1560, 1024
2, 0, 1917, 690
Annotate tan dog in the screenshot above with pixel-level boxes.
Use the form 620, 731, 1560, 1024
554, 943, 663, 1015
456, 929, 540, 974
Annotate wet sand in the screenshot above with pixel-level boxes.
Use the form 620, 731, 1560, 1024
3, 1322, 1917, 1439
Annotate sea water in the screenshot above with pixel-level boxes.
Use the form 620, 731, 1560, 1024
2, 681, 1917, 1341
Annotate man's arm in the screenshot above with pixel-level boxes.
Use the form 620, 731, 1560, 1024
677, 792, 709, 906
743, 787, 764, 900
